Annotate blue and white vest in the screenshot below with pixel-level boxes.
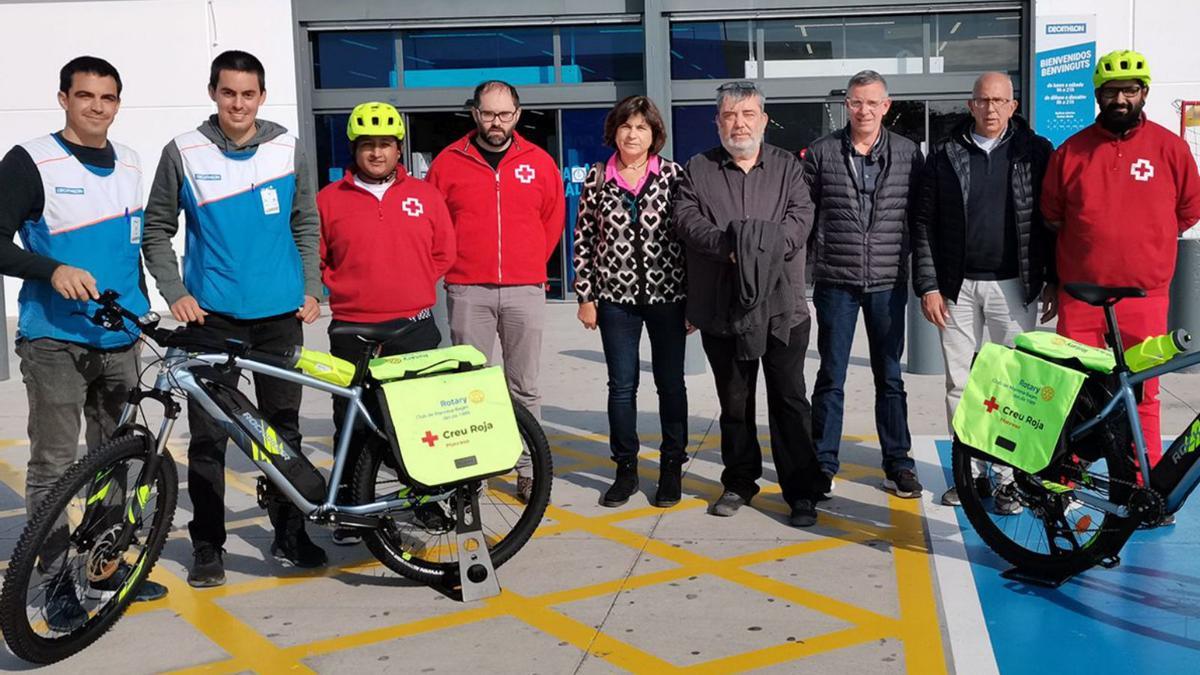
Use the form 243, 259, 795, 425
18, 135, 148, 348
175, 129, 303, 319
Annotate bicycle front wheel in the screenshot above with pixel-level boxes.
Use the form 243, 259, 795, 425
0, 434, 177, 664
952, 436, 1137, 577
353, 399, 552, 585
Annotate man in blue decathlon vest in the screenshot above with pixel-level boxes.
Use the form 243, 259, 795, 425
143, 50, 325, 588
0, 56, 168, 631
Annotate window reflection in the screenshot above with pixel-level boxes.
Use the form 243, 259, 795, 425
670, 21, 755, 80
312, 32, 397, 89
403, 28, 555, 87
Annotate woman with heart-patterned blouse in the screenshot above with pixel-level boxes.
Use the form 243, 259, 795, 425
573, 95, 690, 510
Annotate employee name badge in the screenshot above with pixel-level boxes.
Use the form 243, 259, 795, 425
129, 215, 142, 244
260, 186, 281, 215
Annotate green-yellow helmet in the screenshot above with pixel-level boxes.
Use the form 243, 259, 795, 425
347, 101, 405, 141
1093, 49, 1151, 89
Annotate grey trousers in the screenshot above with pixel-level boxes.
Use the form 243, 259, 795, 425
446, 283, 545, 478
17, 337, 138, 516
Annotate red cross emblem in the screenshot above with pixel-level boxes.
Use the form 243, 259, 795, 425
515, 163, 536, 184
1130, 158, 1155, 182
422, 430, 439, 447
402, 197, 424, 217
983, 396, 999, 413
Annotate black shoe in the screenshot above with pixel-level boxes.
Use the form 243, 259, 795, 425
653, 458, 683, 508
817, 472, 835, 502
515, 476, 534, 504
188, 545, 226, 588
708, 491, 747, 517
87, 562, 168, 602
600, 459, 639, 507
331, 527, 363, 546
789, 499, 818, 528
271, 530, 328, 569
44, 574, 87, 633
412, 502, 454, 532
883, 469, 923, 499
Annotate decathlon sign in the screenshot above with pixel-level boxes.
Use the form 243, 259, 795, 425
1035, 15, 1096, 147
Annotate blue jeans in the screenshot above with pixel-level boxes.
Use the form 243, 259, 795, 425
811, 283, 914, 476
597, 301, 688, 463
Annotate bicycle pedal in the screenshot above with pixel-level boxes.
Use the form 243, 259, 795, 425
1097, 555, 1121, 569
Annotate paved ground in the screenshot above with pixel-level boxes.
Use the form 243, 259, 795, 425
0, 301, 1198, 673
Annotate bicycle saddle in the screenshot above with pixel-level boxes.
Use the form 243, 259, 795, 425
328, 321, 421, 343
1063, 282, 1146, 307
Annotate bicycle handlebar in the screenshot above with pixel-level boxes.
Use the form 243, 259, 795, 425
89, 290, 297, 367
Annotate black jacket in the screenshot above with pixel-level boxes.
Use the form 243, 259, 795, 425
803, 126, 924, 290
673, 144, 812, 336
911, 115, 1055, 304
730, 218, 794, 359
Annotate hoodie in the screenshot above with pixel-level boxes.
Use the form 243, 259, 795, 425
142, 115, 321, 319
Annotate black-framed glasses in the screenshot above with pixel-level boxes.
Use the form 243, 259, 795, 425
476, 109, 517, 123
1098, 85, 1145, 100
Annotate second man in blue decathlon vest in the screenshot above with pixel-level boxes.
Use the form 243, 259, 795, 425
142, 50, 326, 587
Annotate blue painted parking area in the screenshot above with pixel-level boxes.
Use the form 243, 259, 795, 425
933, 439, 1200, 675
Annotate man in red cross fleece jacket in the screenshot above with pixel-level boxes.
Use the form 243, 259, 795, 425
1042, 50, 1200, 472
425, 80, 565, 502
317, 101, 455, 544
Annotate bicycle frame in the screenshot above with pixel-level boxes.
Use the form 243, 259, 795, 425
117, 346, 453, 520
1067, 348, 1200, 517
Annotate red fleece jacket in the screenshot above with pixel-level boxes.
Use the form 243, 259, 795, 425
425, 131, 565, 285
1042, 116, 1200, 295
317, 166, 455, 322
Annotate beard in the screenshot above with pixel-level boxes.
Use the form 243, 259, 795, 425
720, 132, 763, 159
1099, 98, 1145, 135
477, 124, 513, 149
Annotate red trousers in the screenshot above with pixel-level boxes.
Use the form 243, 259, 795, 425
1057, 291, 1168, 466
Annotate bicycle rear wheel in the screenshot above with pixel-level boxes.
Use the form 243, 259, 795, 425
952, 435, 1137, 577
353, 400, 551, 585
0, 434, 177, 664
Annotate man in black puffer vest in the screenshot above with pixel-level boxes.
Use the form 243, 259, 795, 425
804, 70, 925, 500
911, 72, 1055, 508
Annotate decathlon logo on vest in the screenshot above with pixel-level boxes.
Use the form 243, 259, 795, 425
54, 186, 85, 195
515, 164, 536, 184
1130, 158, 1155, 182
402, 197, 424, 217
193, 173, 222, 181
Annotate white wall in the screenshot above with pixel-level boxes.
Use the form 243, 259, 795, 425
1036, 0, 1200, 131
0, 0, 299, 316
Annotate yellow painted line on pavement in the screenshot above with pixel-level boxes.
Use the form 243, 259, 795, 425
889, 493, 949, 675
280, 604, 499, 662
0, 456, 26, 497
491, 589, 683, 673
683, 625, 887, 673
145, 566, 315, 673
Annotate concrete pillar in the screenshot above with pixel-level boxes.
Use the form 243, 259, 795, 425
1169, 238, 1200, 342
906, 290, 943, 375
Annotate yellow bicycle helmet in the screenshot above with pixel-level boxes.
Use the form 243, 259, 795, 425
347, 101, 405, 141
1093, 50, 1151, 89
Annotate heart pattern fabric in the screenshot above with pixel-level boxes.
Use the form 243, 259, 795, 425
572, 159, 688, 305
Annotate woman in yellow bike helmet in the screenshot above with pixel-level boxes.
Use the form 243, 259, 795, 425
317, 101, 457, 544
